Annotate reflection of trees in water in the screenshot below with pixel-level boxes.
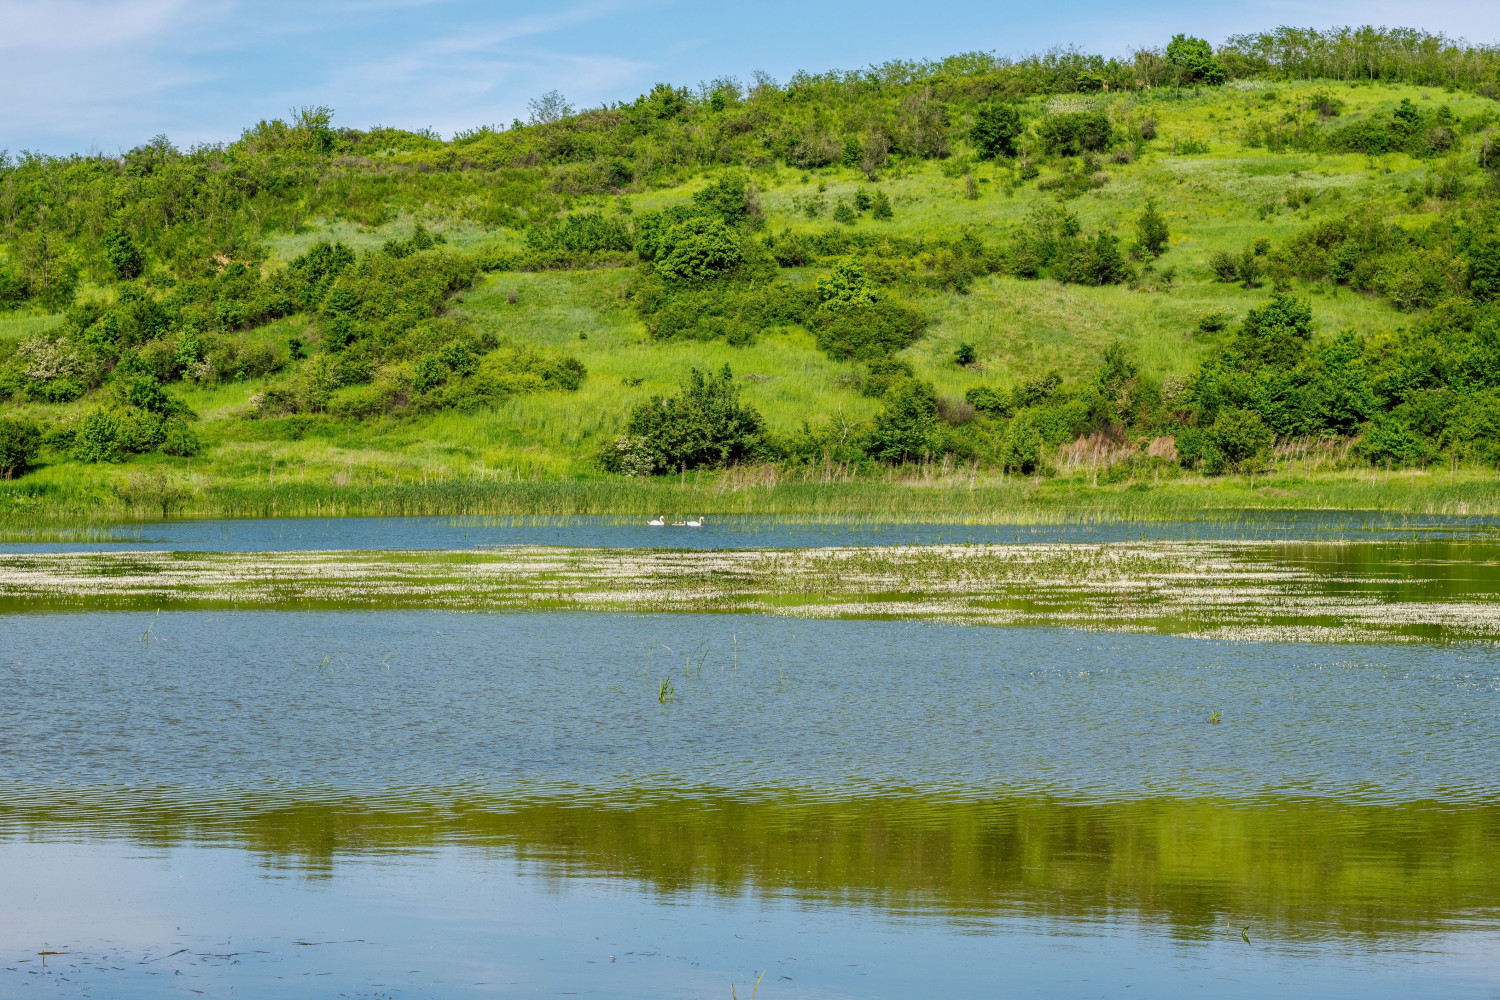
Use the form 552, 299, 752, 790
6, 792, 1498, 940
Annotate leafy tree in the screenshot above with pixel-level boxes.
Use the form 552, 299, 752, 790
606, 365, 769, 474
0, 261, 24, 308
73, 407, 123, 463
1230, 293, 1313, 369
868, 379, 937, 463
527, 90, 573, 126
972, 102, 1022, 159
1467, 234, 1500, 300
1207, 407, 1273, 471
691, 171, 757, 227
1165, 34, 1227, 86
0, 415, 41, 478
15, 230, 80, 311
1134, 200, 1170, 258
1002, 408, 1047, 473
101, 227, 145, 280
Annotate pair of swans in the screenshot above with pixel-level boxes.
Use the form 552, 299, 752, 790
647, 516, 704, 527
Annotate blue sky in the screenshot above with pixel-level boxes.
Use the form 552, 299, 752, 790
3, 0, 1498, 155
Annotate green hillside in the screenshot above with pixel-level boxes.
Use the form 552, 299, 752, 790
3, 26, 1500, 518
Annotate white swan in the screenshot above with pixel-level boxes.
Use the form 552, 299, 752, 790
647, 515, 665, 526
684, 516, 704, 527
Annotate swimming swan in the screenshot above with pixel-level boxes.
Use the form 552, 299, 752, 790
684, 516, 704, 527
647, 516, 665, 526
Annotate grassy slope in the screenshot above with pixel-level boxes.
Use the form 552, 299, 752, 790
4, 80, 1497, 518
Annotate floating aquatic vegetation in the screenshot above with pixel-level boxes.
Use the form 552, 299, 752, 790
2, 540, 1499, 644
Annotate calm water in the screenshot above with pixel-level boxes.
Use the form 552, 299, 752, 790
5, 509, 1500, 553
3, 610, 1499, 997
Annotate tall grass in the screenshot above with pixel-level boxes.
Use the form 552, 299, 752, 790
5, 464, 1500, 523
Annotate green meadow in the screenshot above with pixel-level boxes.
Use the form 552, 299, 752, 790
3, 43, 1500, 518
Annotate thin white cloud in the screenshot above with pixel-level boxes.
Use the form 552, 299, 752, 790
0, 0, 200, 53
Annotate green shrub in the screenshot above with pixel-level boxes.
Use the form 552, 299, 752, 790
0, 415, 42, 478
101, 227, 145, 280
654, 217, 744, 282
476, 346, 587, 394
1206, 407, 1273, 472
691, 170, 759, 227
1012, 369, 1063, 408
645, 283, 804, 345
524, 213, 632, 254
816, 258, 880, 310
73, 407, 123, 463
953, 342, 977, 366
1467, 234, 1500, 300
382, 222, 448, 258
1054, 232, 1130, 286
602, 365, 769, 475
860, 357, 916, 399
1197, 311, 1231, 335
870, 190, 893, 220
1209, 249, 1239, 283
1359, 414, 1435, 467
867, 379, 937, 463
811, 298, 926, 360
160, 418, 201, 457
964, 385, 1011, 416
1134, 200, 1169, 259
286, 241, 356, 309
972, 102, 1023, 159
34, 377, 84, 403
1034, 111, 1112, 156
1230, 293, 1312, 369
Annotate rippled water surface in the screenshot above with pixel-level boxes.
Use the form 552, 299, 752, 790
3, 609, 1499, 997
6, 509, 1500, 553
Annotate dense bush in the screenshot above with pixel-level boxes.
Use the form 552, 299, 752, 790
810, 298, 926, 360
602, 365, 769, 475
0, 415, 42, 478
524, 213, 632, 254
1034, 111, 1112, 155
971, 102, 1023, 158
654, 217, 744, 282
1134, 200, 1170, 259
642, 282, 804, 345
1053, 232, 1130, 286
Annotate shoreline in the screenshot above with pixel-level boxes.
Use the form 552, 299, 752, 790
5, 466, 1500, 524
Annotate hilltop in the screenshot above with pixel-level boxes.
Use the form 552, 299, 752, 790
2, 25, 1500, 519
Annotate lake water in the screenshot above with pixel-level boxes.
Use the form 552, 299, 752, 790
4, 609, 1499, 997
5, 509, 1499, 553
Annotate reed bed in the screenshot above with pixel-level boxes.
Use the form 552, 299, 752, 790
6, 468, 1500, 531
